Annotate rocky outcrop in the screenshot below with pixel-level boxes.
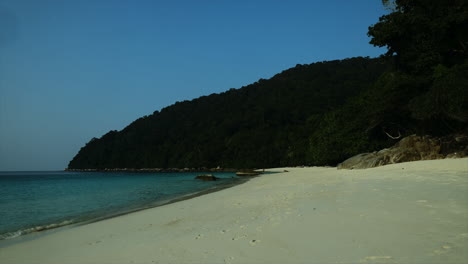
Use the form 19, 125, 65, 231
338, 134, 468, 169
195, 174, 219, 181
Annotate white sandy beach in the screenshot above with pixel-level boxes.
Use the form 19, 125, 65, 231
1, 158, 467, 264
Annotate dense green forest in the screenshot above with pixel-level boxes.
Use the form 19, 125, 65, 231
68, 0, 467, 170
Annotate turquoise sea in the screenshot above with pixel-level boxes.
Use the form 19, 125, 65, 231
0, 171, 240, 241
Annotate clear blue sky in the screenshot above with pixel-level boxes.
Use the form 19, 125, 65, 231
0, 0, 387, 171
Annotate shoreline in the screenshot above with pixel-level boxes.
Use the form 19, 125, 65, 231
1, 158, 467, 263
65, 168, 242, 173
0, 174, 253, 247
80, 175, 253, 226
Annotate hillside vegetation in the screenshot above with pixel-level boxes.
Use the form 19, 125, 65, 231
68, 0, 467, 170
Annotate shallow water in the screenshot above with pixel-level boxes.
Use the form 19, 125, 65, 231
0, 171, 240, 240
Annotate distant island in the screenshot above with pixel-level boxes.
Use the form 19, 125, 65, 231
68, 0, 467, 171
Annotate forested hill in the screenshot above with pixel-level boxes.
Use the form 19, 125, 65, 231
68, 57, 392, 169
69, 0, 468, 170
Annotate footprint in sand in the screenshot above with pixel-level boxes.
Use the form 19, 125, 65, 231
87, 240, 102, 245
249, 239, 260, 246
433, 244, 452, 255
231, 234, 247, 241
223, 256, 235, 264
360, 256, 393, 263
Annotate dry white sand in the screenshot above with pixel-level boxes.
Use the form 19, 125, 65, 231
1, 158, 467, 264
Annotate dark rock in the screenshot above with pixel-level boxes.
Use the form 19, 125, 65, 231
195, 174, 219, 181
446, 149, 468, 158
338, 135, 446, 169
337, 152, 385, 169
236, 171, 260, 176
440, 134, 468, 158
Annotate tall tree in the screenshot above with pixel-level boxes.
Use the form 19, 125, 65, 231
368, 0, 468, 74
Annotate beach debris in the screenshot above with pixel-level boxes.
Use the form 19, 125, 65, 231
195, 174, 219, 181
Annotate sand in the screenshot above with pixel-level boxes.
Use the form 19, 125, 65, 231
1, 158, 467, 264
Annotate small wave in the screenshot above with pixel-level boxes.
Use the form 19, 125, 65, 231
0, 220, 75, 240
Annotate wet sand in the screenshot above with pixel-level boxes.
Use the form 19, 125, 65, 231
0, 158, 467, 263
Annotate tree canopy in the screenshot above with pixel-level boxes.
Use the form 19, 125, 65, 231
68, 58, 390, 169
368, 0, 468, 126
368, 0, 468, 74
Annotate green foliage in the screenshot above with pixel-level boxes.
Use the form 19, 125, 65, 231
368, 0, 468, 135
68, 57, 390, 169
368, 0, 468, 74
307, 110, 372, 165
305, 71, 425, 165
409, 60, 468, 123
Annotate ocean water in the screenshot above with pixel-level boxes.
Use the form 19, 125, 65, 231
0, 171, 240, 240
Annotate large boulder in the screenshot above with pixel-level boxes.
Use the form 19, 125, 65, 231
338, 135, 445, 169
336, 152, 387, 170
390, 134, 443, 162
